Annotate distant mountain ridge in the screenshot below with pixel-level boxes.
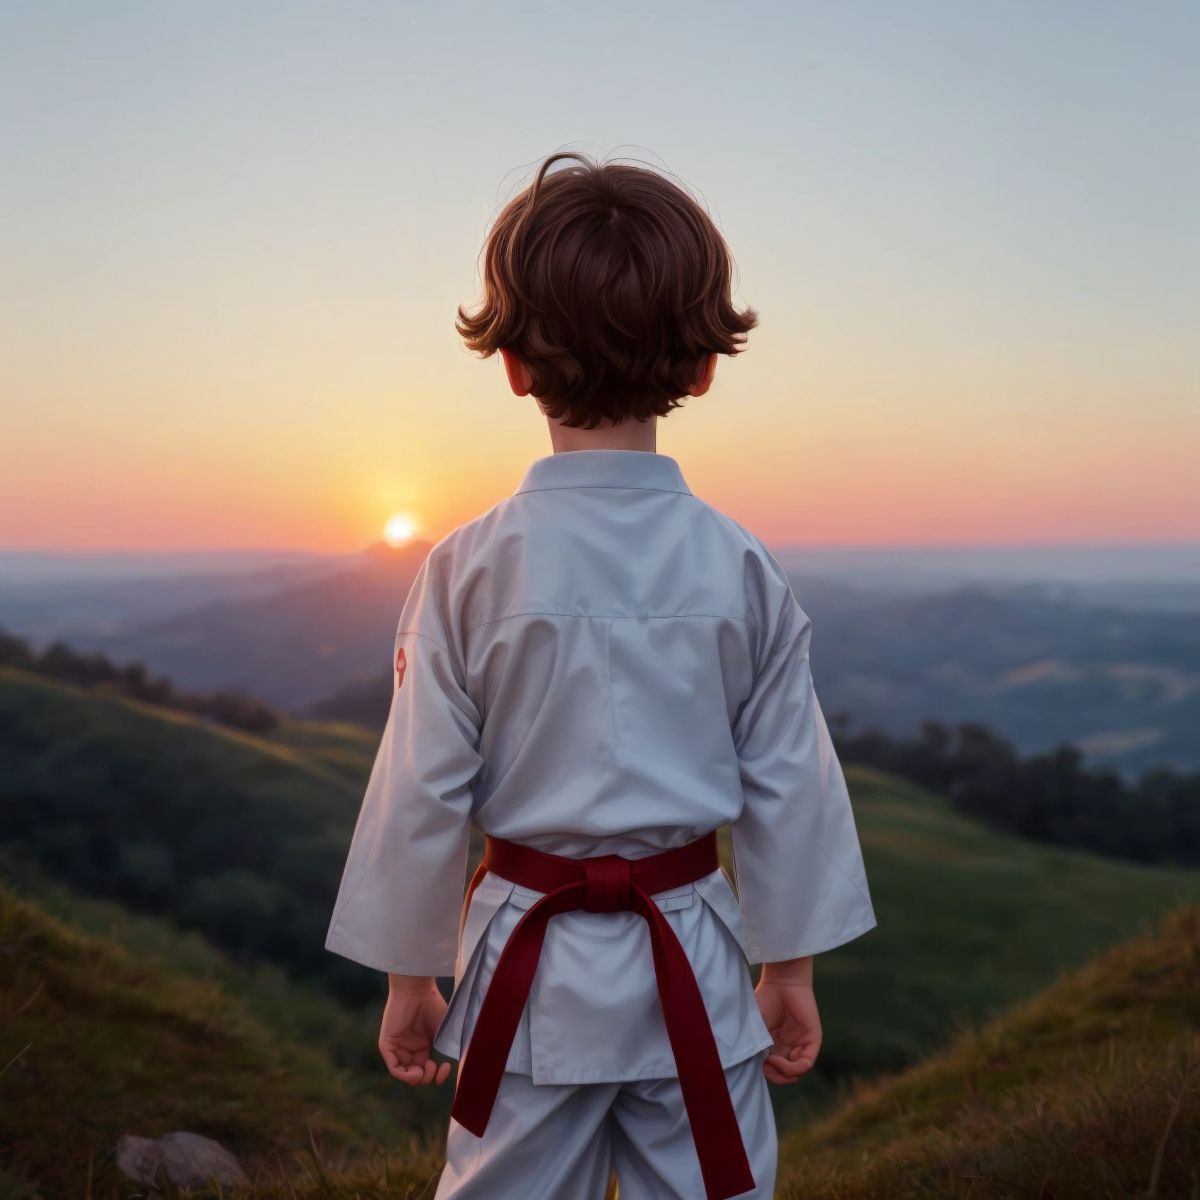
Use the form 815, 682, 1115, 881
807, 583, 1200, 774
80, 540, 432, 708
6, 540, 1199, 772
0, 549, 361, 643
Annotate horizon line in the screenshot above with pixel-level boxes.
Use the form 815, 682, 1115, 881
3, 537, 1200, 560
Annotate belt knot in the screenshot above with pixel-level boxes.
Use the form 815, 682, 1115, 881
455, 832, 753, 1200
582, 854, 632, 913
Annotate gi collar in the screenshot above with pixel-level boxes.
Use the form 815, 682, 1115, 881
512, 449, 693, 497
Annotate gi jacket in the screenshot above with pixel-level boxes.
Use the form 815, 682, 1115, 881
325, 449, 878, 1084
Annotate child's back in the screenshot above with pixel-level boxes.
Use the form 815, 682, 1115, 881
325, 151, 877, 1200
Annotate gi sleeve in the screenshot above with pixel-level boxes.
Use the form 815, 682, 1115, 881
324, 554, 483, 976
729, 594, 877, 964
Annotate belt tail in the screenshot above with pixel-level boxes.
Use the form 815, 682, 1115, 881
637, 889, 757, 1200
450, 884, 582, 1135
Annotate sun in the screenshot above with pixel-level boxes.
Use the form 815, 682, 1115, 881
383, 513, 418, 547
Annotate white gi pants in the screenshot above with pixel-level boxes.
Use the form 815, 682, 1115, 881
433, 1048, 776, 1200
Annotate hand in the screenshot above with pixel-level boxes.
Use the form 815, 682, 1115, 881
755, 976, 822, 1085
379, 975, 453, 1086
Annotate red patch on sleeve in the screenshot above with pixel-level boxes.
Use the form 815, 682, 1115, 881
395, 646, 407, 689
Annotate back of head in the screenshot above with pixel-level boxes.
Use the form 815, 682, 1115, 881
457, 151, 758, 429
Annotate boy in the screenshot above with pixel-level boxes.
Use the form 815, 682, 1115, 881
324, 151, 878, 1200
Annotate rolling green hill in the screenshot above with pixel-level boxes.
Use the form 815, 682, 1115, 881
5, 882, 1195, 1199
777, 903, 1200, 1199
1, 663, 1197, 1115
0, 852, 419, 1083
781, 767, 1200, 1086
0, 883, 441, 1200
0, 665, 372, 1001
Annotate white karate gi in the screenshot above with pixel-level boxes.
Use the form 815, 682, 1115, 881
324, 448, 878, 1199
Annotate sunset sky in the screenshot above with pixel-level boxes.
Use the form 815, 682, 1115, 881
3, 2, 1197, 553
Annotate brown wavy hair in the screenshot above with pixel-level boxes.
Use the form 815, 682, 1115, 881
456, 151, 758, 429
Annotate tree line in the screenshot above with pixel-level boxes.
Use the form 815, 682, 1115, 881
309, 661, 1200, 868
829, 713, 1200, 866
3, 622, 1195, 867
0, 629, 279, 734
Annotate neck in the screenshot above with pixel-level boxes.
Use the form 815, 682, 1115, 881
545, 415, 658, 455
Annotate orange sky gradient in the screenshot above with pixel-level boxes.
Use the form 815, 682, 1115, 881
3, 6, 1197, 554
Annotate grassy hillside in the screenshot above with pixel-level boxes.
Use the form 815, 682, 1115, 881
6, 882, 1193, 1200
784, 767, 1200, 1076
0, 884, 442, 1200
777, 903, 1200, 1199
0, 665, 372, 1001
0, 852, 406, 1081
1, 664, 1197, 1115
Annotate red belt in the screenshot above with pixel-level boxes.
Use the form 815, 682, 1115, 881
450, 832, 756, 1200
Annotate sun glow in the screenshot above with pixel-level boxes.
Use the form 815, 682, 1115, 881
383, 513, 418, 546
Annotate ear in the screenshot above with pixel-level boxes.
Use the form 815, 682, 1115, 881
500, 347, 533, 397
687, 353, 719, 398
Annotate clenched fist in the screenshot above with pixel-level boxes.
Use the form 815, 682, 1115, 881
755, 957, 822, 1085
380, 974, 454, 1086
